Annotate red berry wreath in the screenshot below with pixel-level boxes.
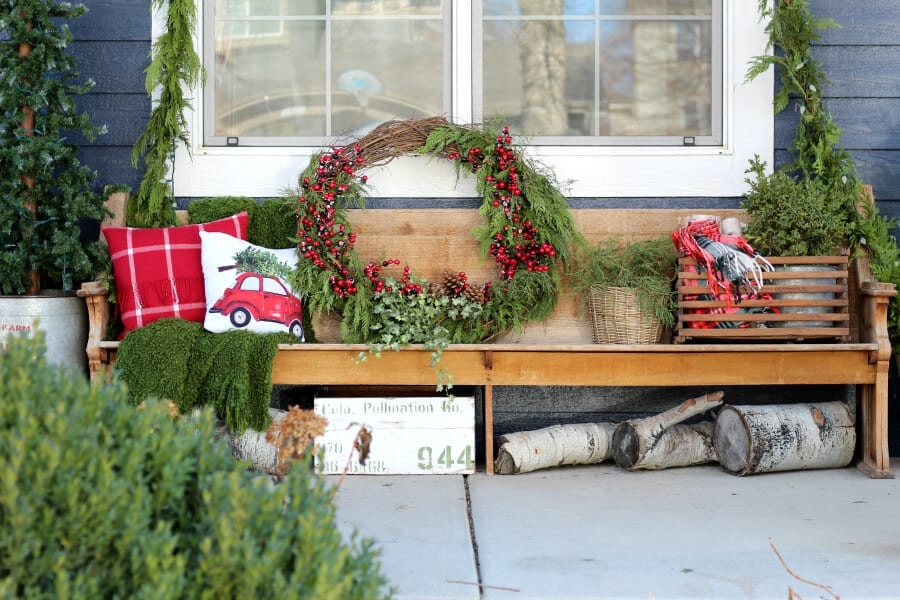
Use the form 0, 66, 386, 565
289, 117, 582, 358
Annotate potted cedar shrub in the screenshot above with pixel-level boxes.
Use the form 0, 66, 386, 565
740, 156, 852, 258
569, 235, 677, 344
0, 1, 108, 374
740, 157, 853, 328
745, 0, 900, 338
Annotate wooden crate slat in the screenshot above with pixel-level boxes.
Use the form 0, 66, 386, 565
675, 254, 852, 343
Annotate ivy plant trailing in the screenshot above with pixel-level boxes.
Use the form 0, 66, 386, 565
0, 1, 107, 295
746, 0, 900, 347
129, 0, 204, 228
289, 118, 583, 374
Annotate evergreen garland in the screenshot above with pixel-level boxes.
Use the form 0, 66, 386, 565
0, 1, 107, 294
746, 0, 850, 185
289, 119, 584, 355
129, 0, 204, 228
748, 0, 900, 347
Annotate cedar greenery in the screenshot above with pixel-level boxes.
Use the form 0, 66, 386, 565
741, 155, 850, 257
747, 0, 900, 348
0, 1, 107, 295
0, 333, 390, 599
129, 0, 204, 228
568, 235, 677, 329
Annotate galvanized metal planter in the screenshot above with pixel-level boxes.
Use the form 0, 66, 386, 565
0, 292, 88, 376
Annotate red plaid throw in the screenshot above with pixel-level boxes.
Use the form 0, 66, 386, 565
673, 218, 777, 329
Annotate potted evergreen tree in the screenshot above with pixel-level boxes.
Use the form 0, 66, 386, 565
0, 1, 107, 372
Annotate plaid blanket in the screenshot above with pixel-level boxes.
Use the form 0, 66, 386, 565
673, 219, 778, 329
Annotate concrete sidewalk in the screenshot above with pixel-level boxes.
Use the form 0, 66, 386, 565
332, 461, 900, 599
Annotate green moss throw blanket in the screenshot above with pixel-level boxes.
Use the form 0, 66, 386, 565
116, 318, 292, 433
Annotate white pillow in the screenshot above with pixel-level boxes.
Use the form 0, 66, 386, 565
199, 231, 305, 340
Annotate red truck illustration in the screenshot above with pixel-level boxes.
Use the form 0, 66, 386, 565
209, 272, 304, 339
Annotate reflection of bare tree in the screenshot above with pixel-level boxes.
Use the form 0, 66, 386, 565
631, 0, 711, 136
519, 0, 566, 135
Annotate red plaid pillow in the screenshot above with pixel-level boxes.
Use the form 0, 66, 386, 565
103, 213, 249, 336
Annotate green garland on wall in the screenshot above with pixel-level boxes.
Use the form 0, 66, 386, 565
129, 0, 205, 228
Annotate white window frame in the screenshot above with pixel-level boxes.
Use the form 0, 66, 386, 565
163, 1, 773, 199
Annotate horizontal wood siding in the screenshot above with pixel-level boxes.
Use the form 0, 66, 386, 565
775, 0, 900, 207
72, 0, 150, 192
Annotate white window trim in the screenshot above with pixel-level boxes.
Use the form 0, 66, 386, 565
162, 1, 772, 199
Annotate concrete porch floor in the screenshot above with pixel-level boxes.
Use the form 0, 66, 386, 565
331, 460, 900, 599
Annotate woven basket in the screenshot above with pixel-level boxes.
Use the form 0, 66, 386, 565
589, 285, 664, 344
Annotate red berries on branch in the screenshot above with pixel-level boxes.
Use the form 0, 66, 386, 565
297, 146, 365, 299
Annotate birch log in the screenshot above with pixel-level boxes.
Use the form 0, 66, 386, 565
612, 391, 724, 470
494, 422, 617, 474
713, 402, 855, 475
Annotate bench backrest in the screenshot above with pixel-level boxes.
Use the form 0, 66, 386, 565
307, 208, 746, 344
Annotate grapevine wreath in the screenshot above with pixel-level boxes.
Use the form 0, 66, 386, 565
289, 117, 584, 368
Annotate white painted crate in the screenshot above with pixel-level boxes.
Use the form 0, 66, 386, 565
314, 395, 475, 475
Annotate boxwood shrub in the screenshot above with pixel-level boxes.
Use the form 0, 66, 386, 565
0, 333, 390, 599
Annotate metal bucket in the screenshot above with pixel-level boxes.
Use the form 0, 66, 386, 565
775, 264, 837, 328
0, 292, 88, 377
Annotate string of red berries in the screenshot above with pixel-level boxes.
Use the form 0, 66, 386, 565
484, 126, 557, 280
297, 145, 367, 299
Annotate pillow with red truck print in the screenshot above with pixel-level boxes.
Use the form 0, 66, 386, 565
199, 231, 305, 340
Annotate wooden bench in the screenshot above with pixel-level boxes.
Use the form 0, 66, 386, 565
79, 207, 897, 478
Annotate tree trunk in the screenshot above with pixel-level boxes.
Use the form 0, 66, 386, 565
494, 422, 616, 475
19, 33, 39, 294
713, 402, 855, 475
612, 391, 724, 470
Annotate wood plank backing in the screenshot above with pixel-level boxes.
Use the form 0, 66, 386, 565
312, 208, 747, 343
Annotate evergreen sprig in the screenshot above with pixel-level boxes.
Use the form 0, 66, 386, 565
0, 1, 107, 294
232, 247, 292, 280
129, 0, 205, 227
748, 0, 900, 348
568, 235, 677, 328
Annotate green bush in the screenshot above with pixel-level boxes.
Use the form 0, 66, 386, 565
0, 333, 390, 599
249, 198, 299, 249
188, 196, 258, 225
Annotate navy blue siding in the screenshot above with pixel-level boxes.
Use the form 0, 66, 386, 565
774, 0, 900, 207
72, 0, 150, 193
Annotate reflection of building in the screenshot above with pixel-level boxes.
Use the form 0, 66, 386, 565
482, 0, 714, 140
210, 0, 444, 143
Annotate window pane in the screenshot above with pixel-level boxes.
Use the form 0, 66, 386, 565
214, 21, 328, 138
206, 1, 446, 144
331, 19, 444, 136
333, 0, 442, 16
481, 0, 717, 143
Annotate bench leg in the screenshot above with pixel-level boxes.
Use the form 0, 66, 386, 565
484, 384, 494, 475
857, 376, 894, 479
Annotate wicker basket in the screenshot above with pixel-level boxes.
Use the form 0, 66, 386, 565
589, 285, 664, 344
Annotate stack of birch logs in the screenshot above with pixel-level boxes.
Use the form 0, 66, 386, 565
494, 392, 856, 476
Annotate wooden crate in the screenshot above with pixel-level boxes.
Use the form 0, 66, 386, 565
314, 394, 475, 475
675, 255, 850, 343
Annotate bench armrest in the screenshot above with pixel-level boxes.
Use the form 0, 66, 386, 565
77, 280, 112, 382
852, 252, 897, 362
